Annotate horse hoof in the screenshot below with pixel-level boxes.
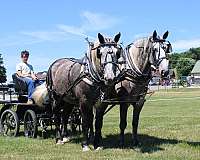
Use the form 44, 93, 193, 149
95, 146, 103, 151
56, 140, 64, 145
82, 145, 90, 152
62, 137, 70, 143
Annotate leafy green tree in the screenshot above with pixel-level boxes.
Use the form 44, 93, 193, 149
0, 54, 6, 83
169, 47, 200, 78
175, 58, 195, 77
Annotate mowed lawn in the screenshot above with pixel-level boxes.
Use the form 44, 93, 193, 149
0, 88, 199, 160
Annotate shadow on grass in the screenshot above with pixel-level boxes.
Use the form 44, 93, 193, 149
102, 133, 200, 153
15, 130, 200, 153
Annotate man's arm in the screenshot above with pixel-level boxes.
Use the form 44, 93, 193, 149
29, 65, 38, 80
31, 72, 38, 80
16, 64, 24, 77
16, 70, 23, 77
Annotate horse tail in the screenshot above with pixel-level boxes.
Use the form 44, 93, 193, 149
46, 63, 53, 91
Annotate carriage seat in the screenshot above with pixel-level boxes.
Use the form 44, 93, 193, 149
12, 71, 47, 95
12, 73, 28, 95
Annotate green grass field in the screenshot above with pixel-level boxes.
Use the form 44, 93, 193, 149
0, 88, 200, 160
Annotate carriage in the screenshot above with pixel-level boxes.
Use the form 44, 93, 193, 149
0, 73, 81, 138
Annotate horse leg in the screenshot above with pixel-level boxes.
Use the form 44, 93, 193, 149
54, 110, 63, 144
132, 98, 145, 146
94, 104, 107, 150
119, 103, 129, 147
81, 103, 93, 151
88, 111, 94, 144
61, 107, 73, 143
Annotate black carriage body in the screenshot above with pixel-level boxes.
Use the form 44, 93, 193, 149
0, 73, 82, 138
0, 74, 53, 138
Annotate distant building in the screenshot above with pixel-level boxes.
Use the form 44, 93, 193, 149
191, 60, 200, 84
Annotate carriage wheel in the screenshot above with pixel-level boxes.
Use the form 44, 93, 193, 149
24, 110, 37, 138
0, 109, 20, 137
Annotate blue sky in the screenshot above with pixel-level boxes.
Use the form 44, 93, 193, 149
0, 0, 200, 81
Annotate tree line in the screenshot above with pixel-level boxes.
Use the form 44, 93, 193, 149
169, 47, 200, 78
0, 54, 6, 83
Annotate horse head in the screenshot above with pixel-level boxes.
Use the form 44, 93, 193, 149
89, 32, 123, 86
127, 30, 172, 78
150, 30, 172, 78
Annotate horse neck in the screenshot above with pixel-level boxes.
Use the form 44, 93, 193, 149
129, 43, 149, 73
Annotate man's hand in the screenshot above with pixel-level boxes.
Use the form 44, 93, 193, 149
32, 74, 38, 80
33, 76, 38, 80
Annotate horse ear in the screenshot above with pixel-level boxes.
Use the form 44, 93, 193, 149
98, 33, 105, 44
114, 32, 121, 43
163, 31, 169, 40
153, 30, 157, 41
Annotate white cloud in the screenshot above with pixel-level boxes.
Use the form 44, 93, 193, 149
81, 11, 119, 31
22, 11, 119, 46
56, 24, 95, 39
0, 35, 43, 47
57, 11, 119, 40
0, 11, 119, 47
173, 38, 200, 51
20, 31, 67, 41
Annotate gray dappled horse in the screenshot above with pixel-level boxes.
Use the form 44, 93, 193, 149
46, 33, 122, 151
94, 31, 172, 149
